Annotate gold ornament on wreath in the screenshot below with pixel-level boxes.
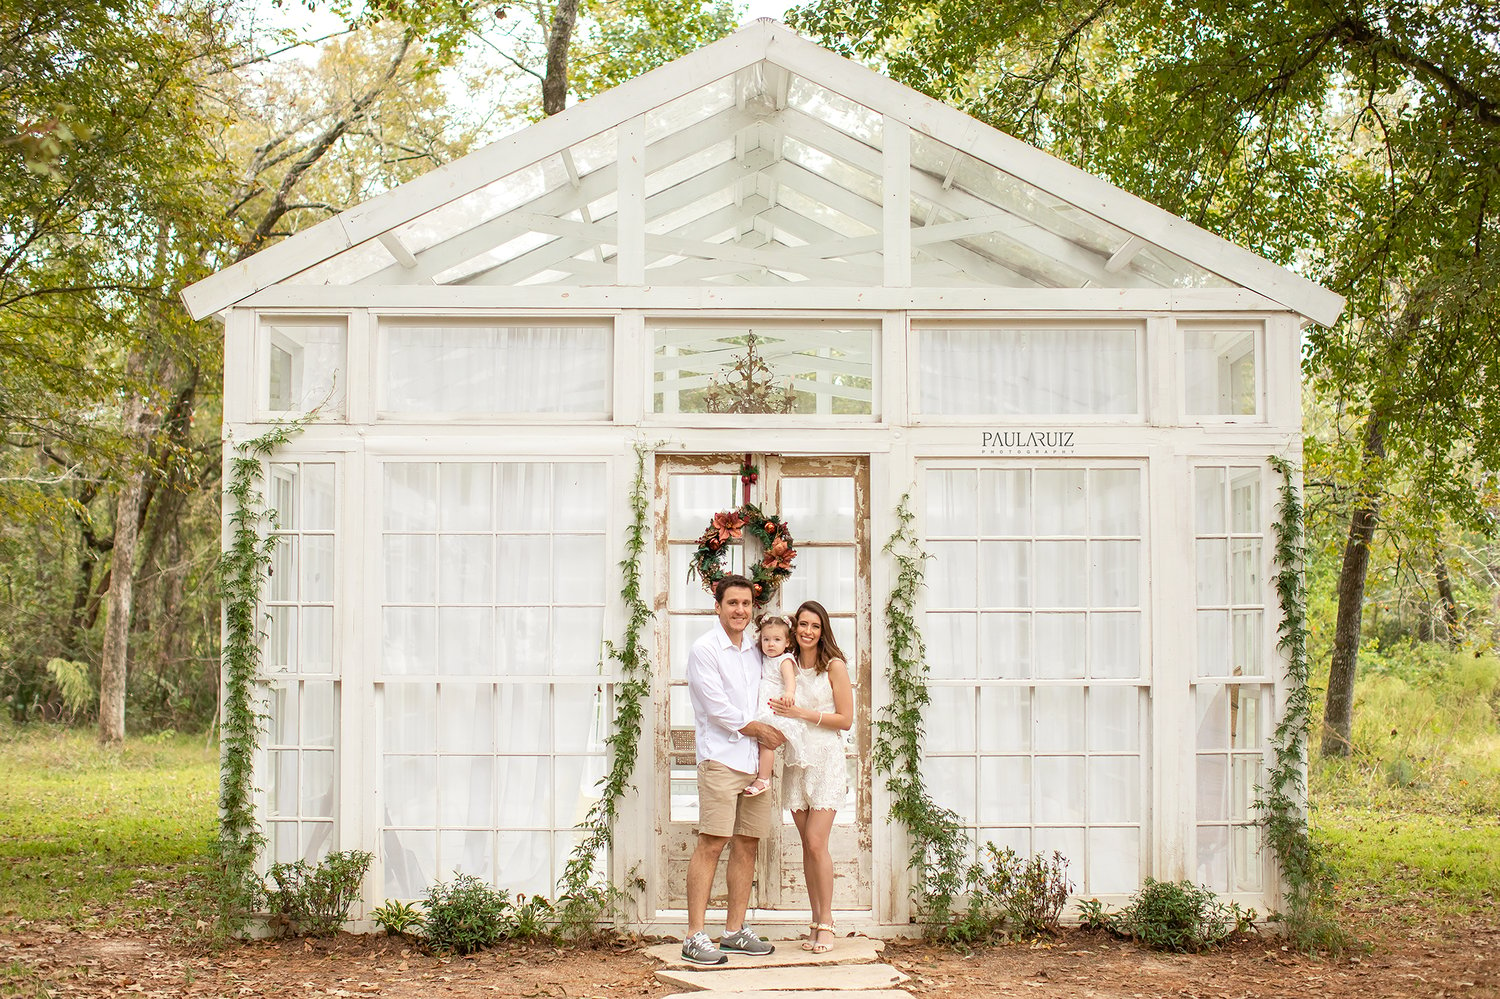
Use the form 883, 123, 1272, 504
687, 501, 797, 608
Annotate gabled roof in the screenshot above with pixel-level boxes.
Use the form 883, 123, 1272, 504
182, 20, 1344, 325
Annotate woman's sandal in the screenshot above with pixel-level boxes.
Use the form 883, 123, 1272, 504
801, 922, 836, 953
742, 776, 772, 797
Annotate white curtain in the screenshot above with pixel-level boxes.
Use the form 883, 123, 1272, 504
919, 328, 1138, 415
383, 325, 610, 415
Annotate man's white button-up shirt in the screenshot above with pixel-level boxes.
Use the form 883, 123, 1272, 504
686, 618, 762, 773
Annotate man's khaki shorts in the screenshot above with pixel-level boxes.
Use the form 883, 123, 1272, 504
697, 760, 773, 839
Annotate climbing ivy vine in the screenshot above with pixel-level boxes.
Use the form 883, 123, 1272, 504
1263, 455, 1349, 953
558, 444, 653, 924
872, 492, 971, 930
215, 424, 304, 931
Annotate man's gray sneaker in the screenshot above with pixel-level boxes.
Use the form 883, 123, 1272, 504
681, 930, 728, 966
719, 925, 775, 955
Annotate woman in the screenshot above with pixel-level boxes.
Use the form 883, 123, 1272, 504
769, 599, 853, 954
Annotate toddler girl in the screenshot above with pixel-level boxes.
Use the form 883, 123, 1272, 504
743, 614, 810, 796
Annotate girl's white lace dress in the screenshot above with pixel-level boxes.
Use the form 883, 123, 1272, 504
780, 664, 848, 813
754, 653, 811, 766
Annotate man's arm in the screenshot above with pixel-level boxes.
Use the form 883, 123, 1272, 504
685, 643, 752, 735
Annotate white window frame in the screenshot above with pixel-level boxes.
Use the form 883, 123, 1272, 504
1178, 321, 1266, 424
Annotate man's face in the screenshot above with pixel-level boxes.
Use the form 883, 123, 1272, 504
715, 585, 754, 636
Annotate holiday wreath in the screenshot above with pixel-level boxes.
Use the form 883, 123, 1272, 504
687, 503, 797, 607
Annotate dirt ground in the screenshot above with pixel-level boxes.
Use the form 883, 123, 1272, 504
4, 902, 1497, 999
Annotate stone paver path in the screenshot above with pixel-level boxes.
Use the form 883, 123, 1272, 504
647, 936, 915, 999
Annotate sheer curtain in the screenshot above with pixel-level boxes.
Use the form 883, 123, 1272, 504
379, 461, 608, 900
383, 325, 610, 415
918, 327, 1139, 415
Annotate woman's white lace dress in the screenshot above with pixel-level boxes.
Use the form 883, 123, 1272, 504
781, 664, 848, 812
754, 653, 811, 766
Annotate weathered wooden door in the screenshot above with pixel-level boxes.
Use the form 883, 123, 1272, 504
654, 453, 872, 914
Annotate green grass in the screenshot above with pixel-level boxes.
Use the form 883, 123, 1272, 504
0, 724, 217, 932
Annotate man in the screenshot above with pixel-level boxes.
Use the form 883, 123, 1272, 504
681, 574, 786, 966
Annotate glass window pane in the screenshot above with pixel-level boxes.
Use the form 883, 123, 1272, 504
302, 465, 337, 531
496, 685, 551, 752
385, 684, 437, 752
669, 475, 737, 537
554, 687, 603, 755
1196, 539, 1229, 604
302, 750, 335, 818
780, 478, 855, 542
1034, 541, 1086, 607
439, 685, 494, 754
1232, 610, 1263, 676
384, 608, 436, 675
496, 537, 550, 602
302, 680, 336, 748
979, 469, 1030, 535
263, 320, 346, 416
553, 535, 606, 605
554, 607, 604, 675
496, 607, 550, 675
439, 828, 494, 880
1195, 468, 1227, 533
978, 757, 1031, 824
1184, 328, 1258, 416
384, 463, 438, 530
554, 464, 608, 530
267, 606, 294, 672
1196, 685, 1229, 750
1198, 610, 1232, 677
1232, 824, 1263, 891
1231, 685, 1266, 749
301, 606, 334, 673
555, 754, 607, 827
496, 831, 552, 897
978, 613, 1029, 680
927, 613, 978, 680
977, 686, 1031, 753
922, 755, 976, 821
439, 607, 493, 675
1196, 825, 1229, 892
927, 541, 976, 608
1090, 540, 1139, 607
1089, 613, 1140, 679
270, 684, 298, 745
497, 756, 551, 828
382, 324, 610, 416
1230, 468, 1261, 532
1034, 613, 1085, 680
383, 829, 436, 900
1088, 469, 1139, 536
1088, 756, 1139, 823
1197, 754, 1228, 820
496, 464, 552, 531
652, 323, 876, 416
438, 536, 494, 604
1088, 686, 1138, 752
383, 756, 437, 827
779, 546, 854, 612
1230, 539, 1261, 603
1034, 757, 1086, 823
926, 469, 978, 536
1035, 686, 1086, 752
269, 750, 297, 816
1088, 827, 1140, 895
926, 685, 976, 753
439, 760, 495, 827
919, 328, 1139, 416
979, 541, 1029, 606
440, 464, 492, 531
384, 535, 436, 603
1034, 470, 1087, 535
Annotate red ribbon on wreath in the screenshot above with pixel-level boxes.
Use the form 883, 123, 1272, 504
686, 502, 796, 607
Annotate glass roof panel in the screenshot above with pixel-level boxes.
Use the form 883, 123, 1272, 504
786, 73, 883, 150
645, 76, 736, 145
286, 237, 396, 286
910, 130, 1233, 289
435, 229, 560, 285
782, 136, 880, 205
645, 140, 736, 201
569, 126, 617, 176
776, 185, 876, 239
390, 160, 550, 256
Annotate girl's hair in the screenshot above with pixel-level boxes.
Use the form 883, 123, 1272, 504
793, 600, 847, 675
755, 613, 793, 639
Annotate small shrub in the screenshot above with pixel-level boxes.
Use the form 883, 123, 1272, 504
370, 899, 424, 938
937, 845, 1073, 944
1082, 878, 1255, 952
511, 893, 556, 940
556, 868, 645, 943
260, 849, 372, 937
422, 873, 512, 955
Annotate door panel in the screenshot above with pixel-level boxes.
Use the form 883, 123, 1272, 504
654, 454, 871, 912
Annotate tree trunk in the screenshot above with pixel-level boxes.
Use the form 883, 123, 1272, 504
1322, 412, 1385, 757
1433, 547, 1459, 646
98, 351, 151, 746
542, 0, 579, 116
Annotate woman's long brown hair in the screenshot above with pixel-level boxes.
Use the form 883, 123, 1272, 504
794, 600, 847, 675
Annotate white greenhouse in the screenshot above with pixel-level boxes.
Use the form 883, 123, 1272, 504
183, 20, 1343, 933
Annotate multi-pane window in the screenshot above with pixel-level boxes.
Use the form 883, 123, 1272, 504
1193, 465, 1271, 893
921, 464, 1147, 895
1183, 326, 1260, 418
380, 322, 611, 417
378, 461, 609, 900
652, 322, 877, 417
916, 326, 1140, 417
260, 318, 346, 418
264, 462, 339, 865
